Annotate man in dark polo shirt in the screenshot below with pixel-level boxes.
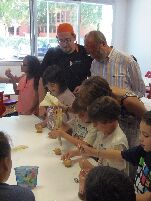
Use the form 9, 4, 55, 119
40, 23, 92, 92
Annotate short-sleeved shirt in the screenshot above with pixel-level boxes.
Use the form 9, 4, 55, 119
0, 183, 35, 201
91, 48, 145, 97
92, 124, 128, 171
41, 45, 92, 91
67, 116, 97, 142
17, 75, 38, 115
121, 145, 151, 193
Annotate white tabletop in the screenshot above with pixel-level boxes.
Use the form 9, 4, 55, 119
0, 115, 80, 201
143, 76, 151, 86
141, 97, 151, 111
0, 83, 15, 95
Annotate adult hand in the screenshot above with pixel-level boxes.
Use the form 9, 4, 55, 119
61, 150, 74, 160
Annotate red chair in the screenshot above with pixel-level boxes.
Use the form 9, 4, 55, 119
0, 92, 6, 117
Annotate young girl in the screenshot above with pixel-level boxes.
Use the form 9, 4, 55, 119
36, 64, 75, 129
5, 55, 41, 115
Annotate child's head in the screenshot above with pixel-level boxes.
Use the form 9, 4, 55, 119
42, 65, 67, 96
78, 76, 112, 108
22, 55, 41, 76
22, 55, 41, 90
85, 166, 136, 201
0, 131, 12, 183
87, 96, 120, 135
140, 111, 151, 152
72, 97, 89, 123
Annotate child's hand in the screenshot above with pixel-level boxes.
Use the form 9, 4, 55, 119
78, 143, 93, 157
35, 122, 46, 129
5, 69, 14, 79
61, 150, 76, 160
48, 129, 65, 139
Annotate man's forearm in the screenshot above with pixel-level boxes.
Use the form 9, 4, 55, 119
136, 192, 151, 201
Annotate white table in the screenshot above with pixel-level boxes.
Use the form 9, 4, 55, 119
0, 115, 80, 201
0, 83, 15, 95
143, 76, 151, 86
141, 97, 151, 111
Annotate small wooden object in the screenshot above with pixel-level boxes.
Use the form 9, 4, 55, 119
35, 124, 43, 133
53, 148, 61, 155
63, 159, 72, 168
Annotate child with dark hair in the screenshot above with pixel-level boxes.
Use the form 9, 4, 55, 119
85, 166, 136, 201
36, 65, 75, 129
5, 55, 41, 115
80, 110, 151, 201
42, 65, 75, 106
0, 131, 35, 201
48, 97, 98, 159
77, 96, 128, 200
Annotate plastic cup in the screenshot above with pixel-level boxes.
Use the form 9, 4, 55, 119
14, 166, 39, 189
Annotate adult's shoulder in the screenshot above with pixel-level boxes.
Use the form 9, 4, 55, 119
76, 44, 93, 63
46, 46, 63, 56
77, 44, 89, 55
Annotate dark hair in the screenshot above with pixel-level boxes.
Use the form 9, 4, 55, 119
42, 65, 67, 93
24, 55, 41, 91
72, 97, 87, 114
142, 111, 151, 126
85, 166, 136, 201
78, 76, 112, 107
88, 96, 120, 123
0, 131, 10, 160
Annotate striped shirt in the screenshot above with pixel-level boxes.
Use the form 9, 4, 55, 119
91, 48, 145, 97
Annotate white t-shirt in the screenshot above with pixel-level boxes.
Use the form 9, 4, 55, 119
90, 124, 128, 171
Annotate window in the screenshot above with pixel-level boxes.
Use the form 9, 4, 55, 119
0, 0, 113, 61
0, 0, 30, 60
80, 3, 113, 45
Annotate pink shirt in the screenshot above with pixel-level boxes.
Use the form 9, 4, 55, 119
17, 75, 39, 115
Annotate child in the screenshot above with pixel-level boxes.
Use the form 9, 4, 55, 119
36, 65, 75, 129
85, 166, 136, 201
80, 110, 151, 201
0, 131, 35, 201
48, 97, 98, 158
5, 55, 41, 115
77, 96, 128, 200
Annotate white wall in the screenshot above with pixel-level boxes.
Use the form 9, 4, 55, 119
112, 0, 128, 50
125, 0, 151, 75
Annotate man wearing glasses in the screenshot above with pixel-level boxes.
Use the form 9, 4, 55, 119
40, 23, 92, 93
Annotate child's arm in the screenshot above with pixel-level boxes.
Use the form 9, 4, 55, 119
79, 144, 123, 162
61, 149, 81, 160
35, 119, 47, 129
48, 129, 87, 146
5, 69, 18, 94
136, 192, 151, 201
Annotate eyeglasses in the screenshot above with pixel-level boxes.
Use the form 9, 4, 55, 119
57, 38, 72, 44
